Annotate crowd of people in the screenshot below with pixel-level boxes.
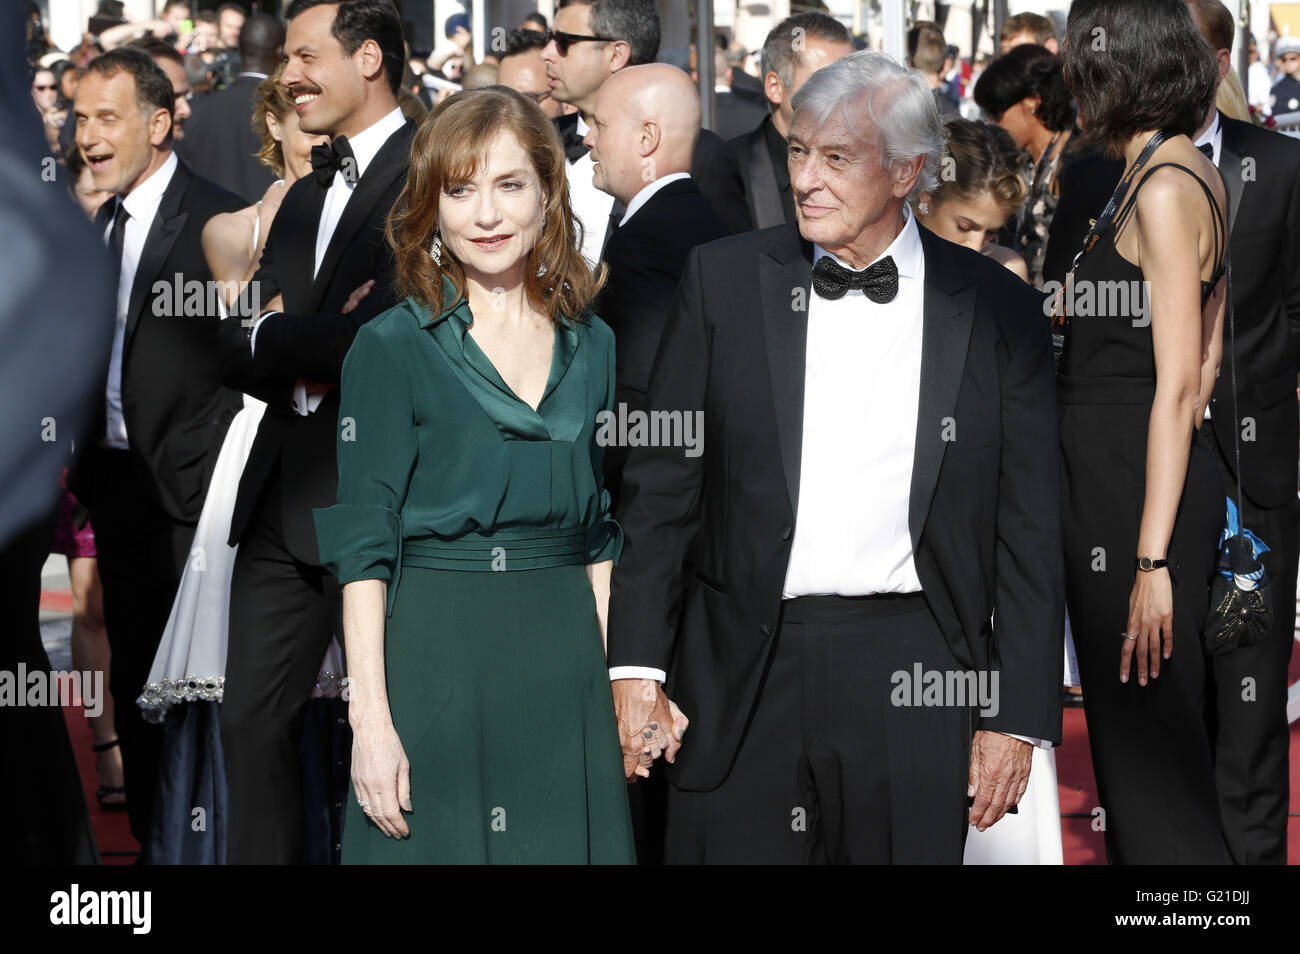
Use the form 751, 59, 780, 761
13, 0, 1299, 866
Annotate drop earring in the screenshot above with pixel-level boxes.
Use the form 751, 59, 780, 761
431, 230, 442, 266
918, 200, 930, 215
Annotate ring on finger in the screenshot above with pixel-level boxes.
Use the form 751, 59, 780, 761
1121, 631, 1137, 641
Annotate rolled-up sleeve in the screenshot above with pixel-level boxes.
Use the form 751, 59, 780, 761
313, 319, 417, 586
585, 320, 623, 565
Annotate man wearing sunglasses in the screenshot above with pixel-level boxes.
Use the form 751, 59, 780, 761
541, 0, 749, 266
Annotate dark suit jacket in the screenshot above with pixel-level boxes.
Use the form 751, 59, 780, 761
177, 73, 277, 205
220, 120, 416, 564
607, 221, 1064, 791
712, 90, 766, 142
71, 159, 245, 525
730, 113, 793, 232
1207, 114, 1300, 508
554, 113, 749, 237
596, 177, 731, 505
1041, 145, 1126, 288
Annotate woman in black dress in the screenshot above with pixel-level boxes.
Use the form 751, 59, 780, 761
1058, 0, 1231, 863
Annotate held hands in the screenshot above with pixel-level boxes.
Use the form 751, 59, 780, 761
1124, 567, 1173, 685
967, 730, 1032, 831
351, 717, 412, 838
611, 678, 688, 781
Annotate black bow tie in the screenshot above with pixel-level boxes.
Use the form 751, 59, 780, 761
811, 254, 899, 303
557, 116, 588, 163
1197, 141, 1214, 161
311, 137, 357, 188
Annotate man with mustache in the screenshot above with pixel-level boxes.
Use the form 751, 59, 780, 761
217, 0, 414, 865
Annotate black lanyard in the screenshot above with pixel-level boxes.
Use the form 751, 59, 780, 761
1070, 128, 1173, 273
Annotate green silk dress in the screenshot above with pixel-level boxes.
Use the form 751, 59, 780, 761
313, 278, 635, 864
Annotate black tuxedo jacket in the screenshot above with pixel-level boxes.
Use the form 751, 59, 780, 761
220, 119, 416, 564
554, 113, 749, 236
177, 74, 277, 205
730, 113, 793, 232
1206, 114, 1300, 508
1041, 145, 1126, 287
71, 159, 245, 525
596, 177, 730, 504
608, 221, 1065, 791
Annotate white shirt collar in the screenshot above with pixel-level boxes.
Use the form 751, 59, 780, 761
576, 114, 590, 138
344, 106, 406, 181
120, 151, 178, 220
1194, 110, 1223, 166
620, 171, 691, 226
812, 202, 923, 283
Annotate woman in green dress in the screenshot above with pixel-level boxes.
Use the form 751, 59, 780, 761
312, 87, 635, 864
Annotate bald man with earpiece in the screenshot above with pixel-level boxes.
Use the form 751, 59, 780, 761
584, 63, 730, 514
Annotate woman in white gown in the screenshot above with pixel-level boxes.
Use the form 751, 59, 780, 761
137, 74, 363, 863
915, 118, 1066, 865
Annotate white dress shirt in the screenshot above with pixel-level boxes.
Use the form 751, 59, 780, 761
251, 106, 406, 416
567, 114, 616, 268
1193, 110, 1222, 168
619, 171, 691, 227
102, 151, 179, 449
782, 204, 925, 598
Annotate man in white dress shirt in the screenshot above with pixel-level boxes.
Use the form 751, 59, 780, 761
607, 51, 1063, 863
217, 0, 415, 865
69, 46, 244, 859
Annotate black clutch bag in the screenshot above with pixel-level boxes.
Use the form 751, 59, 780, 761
1204, 532, 1271, 656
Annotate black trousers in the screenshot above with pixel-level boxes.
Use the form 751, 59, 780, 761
1205, 426, 1299, 864
221, 478, 338, 865
85, 448, 193, 860
664, 593, 972, 864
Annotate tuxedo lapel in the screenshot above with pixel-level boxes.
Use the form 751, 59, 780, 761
125, 160, 190, 350
747, 123, 785, 230
759, 223, 813, 510
908, 228, 976, 550
1216, 112, 1245, 238
309, 121, 413, 312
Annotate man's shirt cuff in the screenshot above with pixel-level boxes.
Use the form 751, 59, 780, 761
609, 666, 667, 683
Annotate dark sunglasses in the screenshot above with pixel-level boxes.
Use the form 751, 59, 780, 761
545, 29, 618, 56
33, 83, 56, 92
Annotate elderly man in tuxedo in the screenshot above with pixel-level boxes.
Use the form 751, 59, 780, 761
607, 50, 1064, 864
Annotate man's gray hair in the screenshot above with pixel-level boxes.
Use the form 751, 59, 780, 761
790, 50, 942, 204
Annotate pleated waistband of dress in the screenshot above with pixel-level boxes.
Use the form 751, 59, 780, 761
1057, 373, 1157, 406
401, 527, 588, 572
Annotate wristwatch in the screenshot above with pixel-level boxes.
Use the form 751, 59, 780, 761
1135, 556, 1169, 571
